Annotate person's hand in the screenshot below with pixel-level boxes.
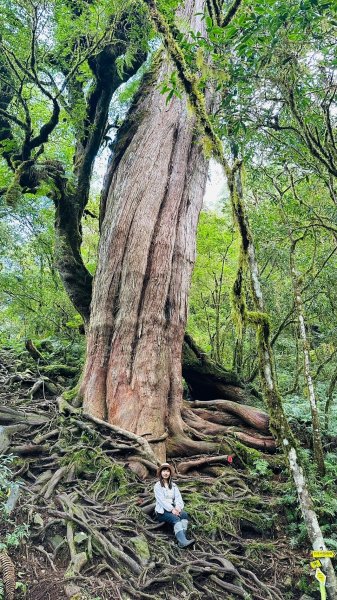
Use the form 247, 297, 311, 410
172, 508, 180, 516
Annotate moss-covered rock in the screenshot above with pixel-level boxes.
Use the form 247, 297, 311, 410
130, 534, 150, 563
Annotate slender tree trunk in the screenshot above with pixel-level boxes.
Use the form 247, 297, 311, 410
54, 192, 93, 324
213, 254, 226, 363
230, 164, 336, 599
325, 364, 337, 430
289, 239, 326, 476
81, 0, 209, 460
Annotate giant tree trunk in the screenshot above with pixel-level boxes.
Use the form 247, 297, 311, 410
81, 0, 209, 460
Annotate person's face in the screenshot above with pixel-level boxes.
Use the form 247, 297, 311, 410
161, 468, 171, 480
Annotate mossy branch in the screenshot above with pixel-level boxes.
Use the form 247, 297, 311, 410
143, 0, 232, 175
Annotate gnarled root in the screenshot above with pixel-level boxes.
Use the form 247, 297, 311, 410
182, 407, 231, 435
166, 432, 228, 458
177, 454, 233, 474
234, 431, 276, 452
189, 400, 270, 432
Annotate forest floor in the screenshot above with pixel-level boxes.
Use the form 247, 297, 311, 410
0, 346, 319, 600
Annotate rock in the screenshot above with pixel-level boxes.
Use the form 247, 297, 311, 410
73, 532, 88, 544
64, 583, 82, 598
49, 534, 64, 550
31, 512, 44, 527
130, 534, 150, 563
0, 426, 10, 454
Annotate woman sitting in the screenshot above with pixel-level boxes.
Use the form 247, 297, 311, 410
154, 463, 195, 548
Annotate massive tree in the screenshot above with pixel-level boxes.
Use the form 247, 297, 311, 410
0, 0, 272, 462
81, 0, 218, 460
79, 0, 272, 461
142, 3, 337, 595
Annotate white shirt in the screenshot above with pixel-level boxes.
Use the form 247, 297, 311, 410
154, 481, 184, 514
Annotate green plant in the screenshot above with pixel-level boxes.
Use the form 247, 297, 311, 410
15, 580, 28, 594
251, 458, 272, 477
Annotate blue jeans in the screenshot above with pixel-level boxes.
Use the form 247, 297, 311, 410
156, 510, 189, 526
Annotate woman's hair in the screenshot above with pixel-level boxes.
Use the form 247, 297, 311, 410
159, 470, 172, 489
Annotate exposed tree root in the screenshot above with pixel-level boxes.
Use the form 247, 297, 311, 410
0, 349, 300, 600
176, 454, 233, 474
0, 405, 49, 425
189, 399, 270, 432
82, 412, 160, 466
234, 431, 276, 452
166, 432, 223, 457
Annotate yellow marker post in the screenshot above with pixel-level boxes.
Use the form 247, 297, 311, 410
312, 550, 336, 559
315, 568, 327, 600
310, 560, 322, 569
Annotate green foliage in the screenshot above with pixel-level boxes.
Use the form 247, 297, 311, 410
251, 458, 272, 477
188, 209, 239, 366
161, 70, 183, 103
0, 197, 82, 342
279, 452, 337, 547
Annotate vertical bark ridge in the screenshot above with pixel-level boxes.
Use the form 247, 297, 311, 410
99, 54, 163, 227
128, 121, 180, 382
166, 133, 209, 432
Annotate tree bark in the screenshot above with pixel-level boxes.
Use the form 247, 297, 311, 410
81, 0, 209, 460
289, 238, 326, 476
53, 42, 146, 325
